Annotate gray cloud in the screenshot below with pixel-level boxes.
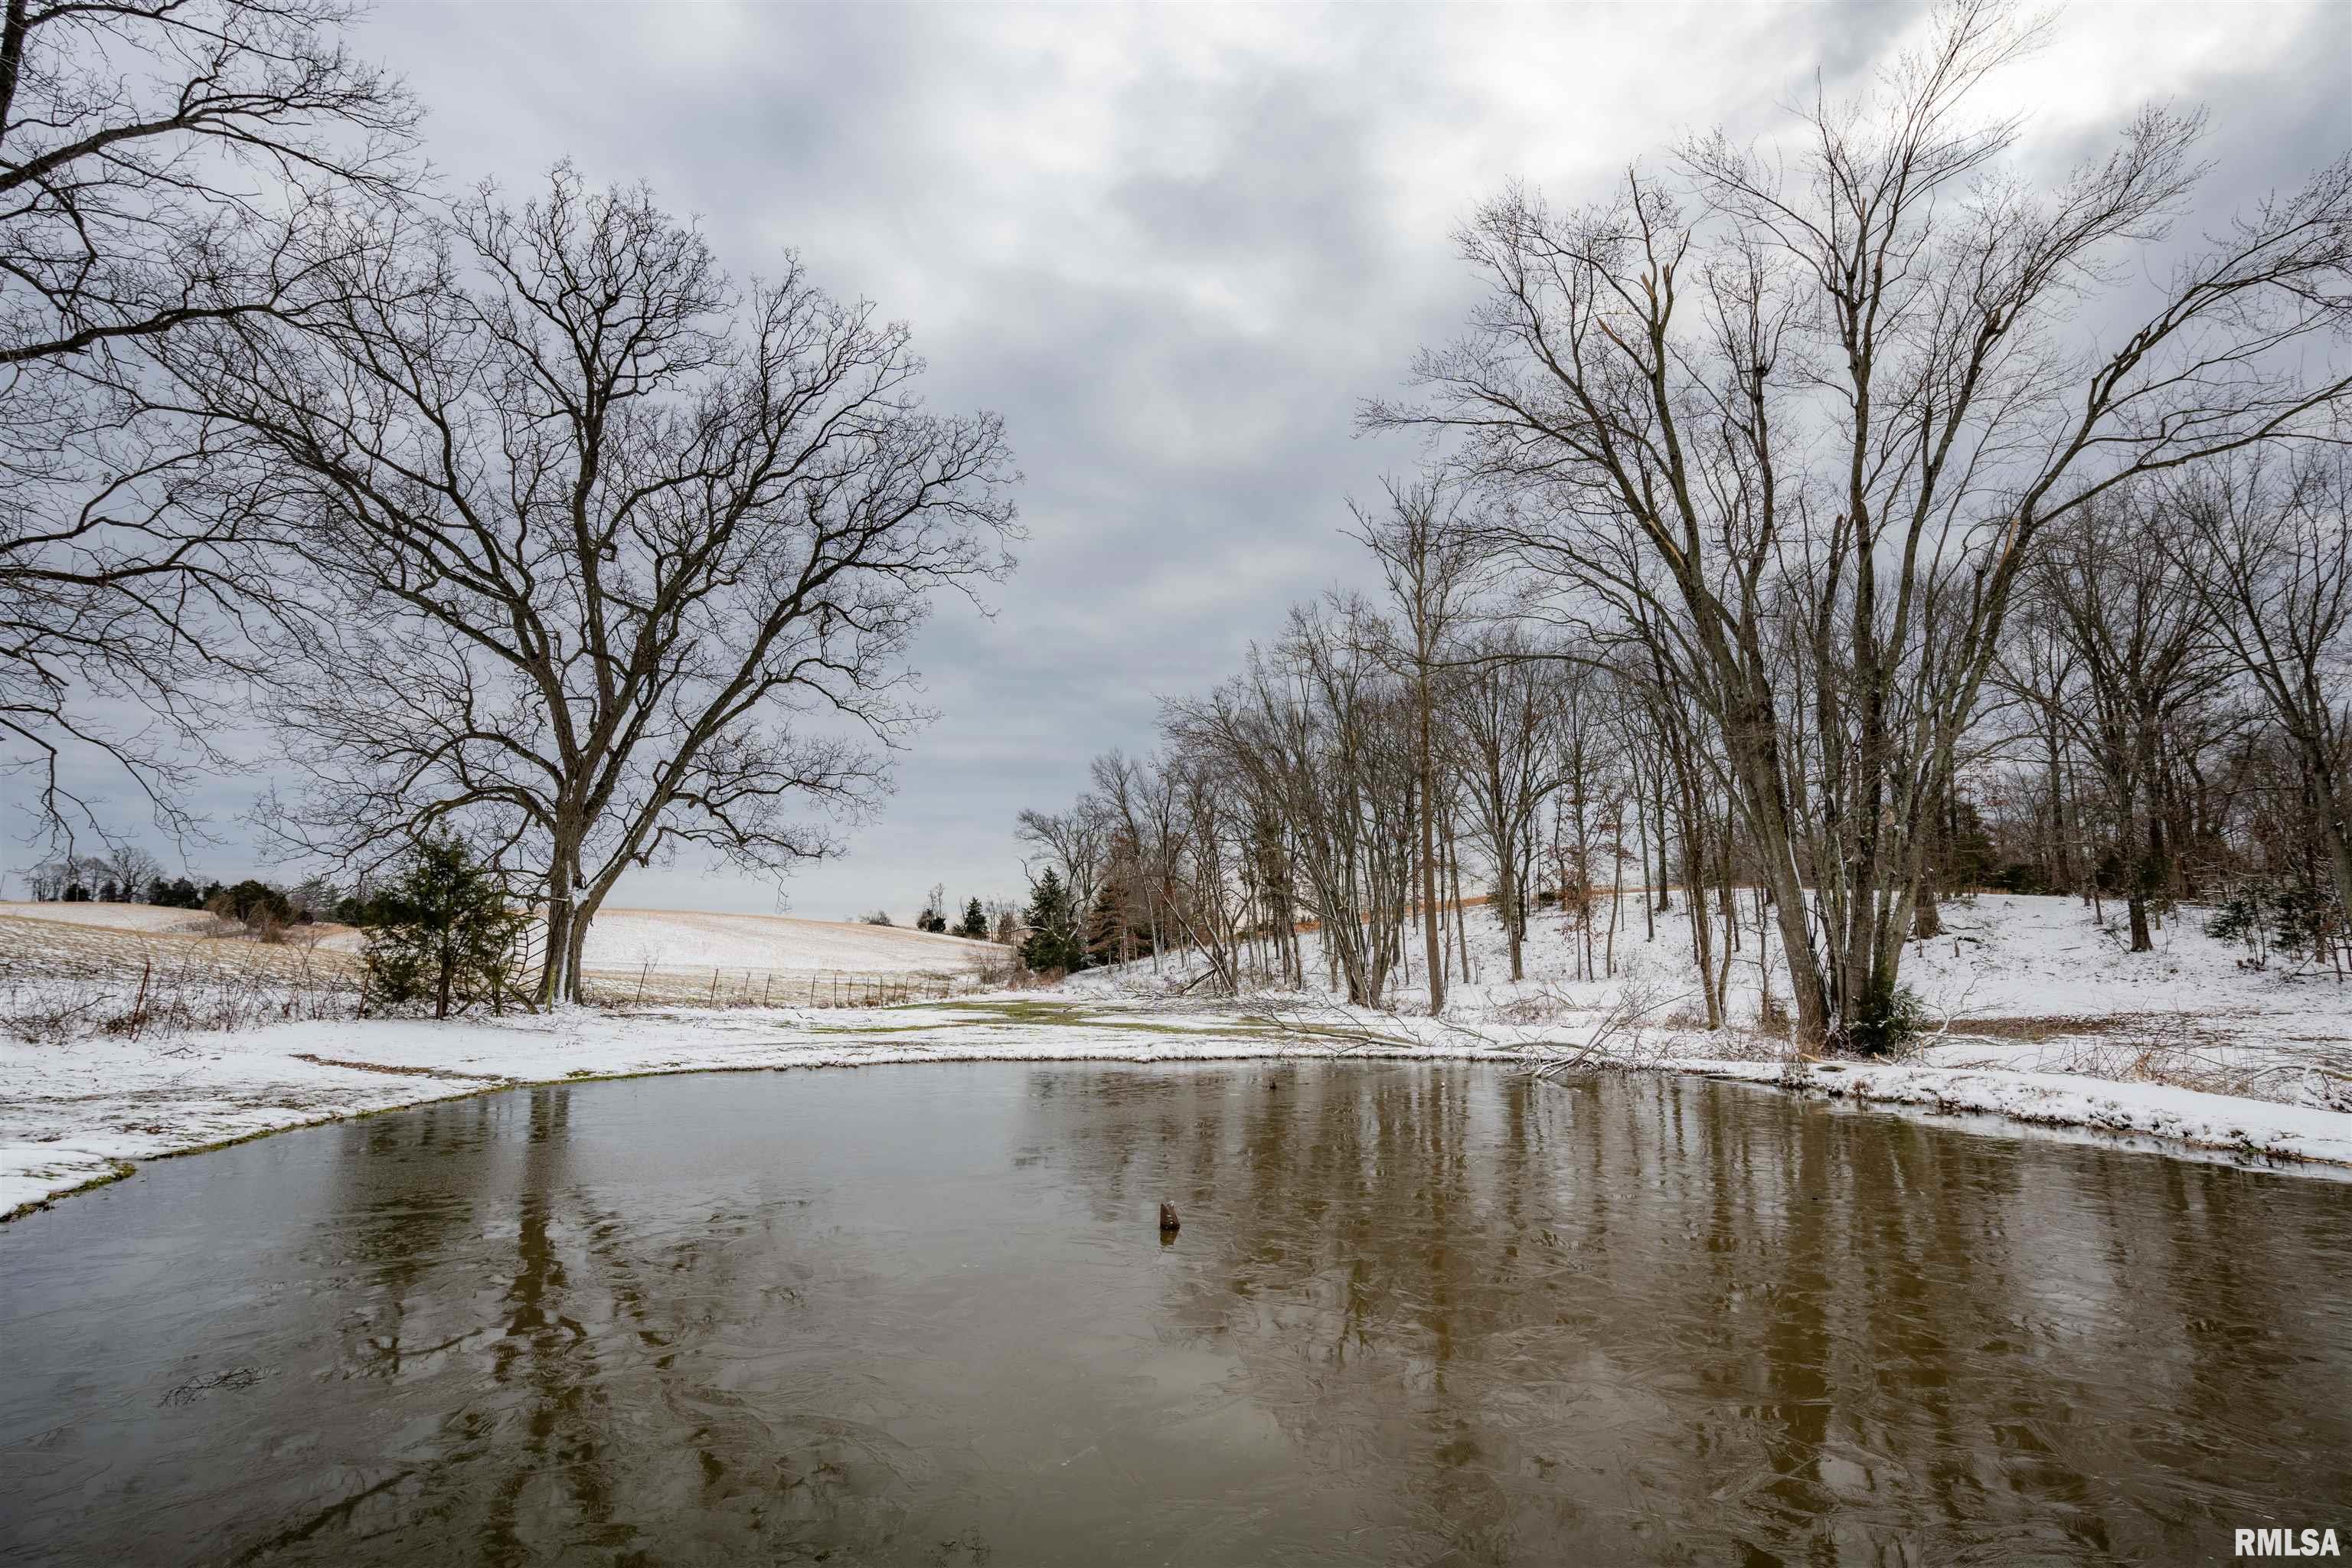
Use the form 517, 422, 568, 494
15, 2, 2344, 920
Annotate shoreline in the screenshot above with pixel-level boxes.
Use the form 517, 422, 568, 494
8, 998, 2352, 1223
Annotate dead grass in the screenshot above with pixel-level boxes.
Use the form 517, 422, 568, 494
0, 913, 996, 1040
1945, 1014, 2144, 1042
0, 914, 362, 985
0, 915, 365, 1044
1939, 1010, 2352, 1112
583, 963, 991, 1009
286, 1053, 511, 1083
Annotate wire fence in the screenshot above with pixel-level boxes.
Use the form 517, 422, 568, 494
589, 963, 999, 1009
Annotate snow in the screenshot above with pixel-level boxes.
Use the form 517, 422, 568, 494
7, 985, 2349, 1224
0, 901, 217, 936
1074, 893, 2352, 1110
0, 900, 1002, 972
576, 908, 999, 974
1691, 1060, 2352, 1168
4, 893, 2348, 1225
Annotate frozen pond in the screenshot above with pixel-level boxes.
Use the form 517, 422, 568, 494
4, 1061, 2347, 1563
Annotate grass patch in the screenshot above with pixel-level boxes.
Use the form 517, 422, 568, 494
1945, 1014, 2144, 1042
289, 1053, 512, 1083
917, 998, 1099, 1024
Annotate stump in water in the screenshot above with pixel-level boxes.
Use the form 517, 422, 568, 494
1158, 1202, 1180, 1236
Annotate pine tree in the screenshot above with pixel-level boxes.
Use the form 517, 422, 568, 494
1083, 874, 1152, 968
1018, 867, 1085, 973
363, 835, 532, 1019
954, 897, 988, 939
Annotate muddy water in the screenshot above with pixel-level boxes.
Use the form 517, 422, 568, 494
3, 1064, 2347, 1566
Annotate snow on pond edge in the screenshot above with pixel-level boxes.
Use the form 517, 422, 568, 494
7, 1007, 2351, 1224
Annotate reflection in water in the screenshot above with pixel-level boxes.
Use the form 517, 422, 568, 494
2, 1063, 2347, 1565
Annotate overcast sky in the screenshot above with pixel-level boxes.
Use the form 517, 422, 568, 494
17, 2, 2347, 919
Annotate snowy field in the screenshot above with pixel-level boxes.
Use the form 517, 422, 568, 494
0, 900, 1002, 975
0, 900, 227, 936
577, 907, 998, 975
3, 893, 2349, 1223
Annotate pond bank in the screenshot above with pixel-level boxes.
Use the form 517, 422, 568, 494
7, 996, 2352, 1221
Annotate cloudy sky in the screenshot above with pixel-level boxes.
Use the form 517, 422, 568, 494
20, 1, 2345, 919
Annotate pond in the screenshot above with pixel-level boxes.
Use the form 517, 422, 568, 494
3, 1062, 2347, 1565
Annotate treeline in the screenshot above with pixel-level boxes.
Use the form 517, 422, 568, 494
1014, 2, 2352, 1048
1018, 462, 2352, 1022
2, 1, 1015, 1006
895, 886, 1018, 943
19, 848, 397, 931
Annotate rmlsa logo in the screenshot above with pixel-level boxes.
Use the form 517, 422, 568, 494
2236, 1528, 2342, 1559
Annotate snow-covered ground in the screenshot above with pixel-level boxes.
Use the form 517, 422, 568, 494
0, 900, 221, 936
577, 907, 998, 974
6, 985, 2350, 1224
0, 900, 1001, 972
1074, 893, 2352, 1109
3, 894, 2347, 1224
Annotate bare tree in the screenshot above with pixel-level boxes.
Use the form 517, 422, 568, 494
1440, 626, 1567, 982
1987, 607, 2088, 899
1, 0, 418, 843
1171, 599, 1419, 1007
2019, 489, 2229, 949
1015, 795, 1109, 948
93, 840, 162, 901
166, 169, 1018, 1001
2172, 450, 2352, 925
1369, 0, 2352, 1047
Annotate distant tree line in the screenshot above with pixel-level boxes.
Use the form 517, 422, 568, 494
18, 848, 400, 930
903, 884, 1016, 942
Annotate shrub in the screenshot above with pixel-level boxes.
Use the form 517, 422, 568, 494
2210, 878, 2347, 971
362, 835, 532, 1019
1844, 985, 1930, 1058
2207, 884, 2277, 969
207, 879, 293, 928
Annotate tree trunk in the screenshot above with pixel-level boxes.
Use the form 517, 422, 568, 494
1418, 681, 1444, 1015
1719, 710, 1831, 1047
539, 891, 574, 1006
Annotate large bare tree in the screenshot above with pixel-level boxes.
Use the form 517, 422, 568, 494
166, 169, 1018, 1001
1370, 0, 2352, 1047
1, 0, 417, 842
